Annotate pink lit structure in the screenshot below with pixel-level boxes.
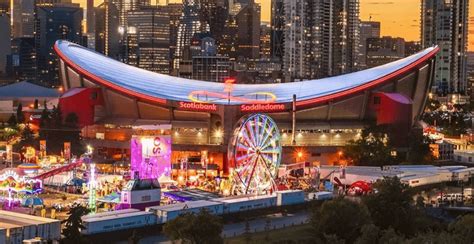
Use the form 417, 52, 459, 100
130, 136, 171, 179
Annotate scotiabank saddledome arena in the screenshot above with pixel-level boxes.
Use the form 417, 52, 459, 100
55, 40, 438, 171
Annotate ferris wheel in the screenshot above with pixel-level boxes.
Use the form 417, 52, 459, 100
228, 114, 282, 195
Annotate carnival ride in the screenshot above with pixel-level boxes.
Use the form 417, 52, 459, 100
33, 160, 83, 180
0, 169, 42, 207
228, 114, 282, 195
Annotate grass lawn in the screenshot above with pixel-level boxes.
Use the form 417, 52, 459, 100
225, 224, 314, 244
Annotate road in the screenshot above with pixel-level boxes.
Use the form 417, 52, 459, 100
115, 211, 311, 244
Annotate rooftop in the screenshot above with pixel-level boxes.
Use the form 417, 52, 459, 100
0, 81, 60, 99
55, 40, 438, 106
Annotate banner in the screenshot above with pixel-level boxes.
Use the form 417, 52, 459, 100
6, 144, 12, 162
64, 142, 71, 161
39, 140, 46, 158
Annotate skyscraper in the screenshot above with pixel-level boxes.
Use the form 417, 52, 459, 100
359, 21, 380, 69
95, 0, 120, 59
270, 0, 284, 61
164, 3, 183, 73
421, 0, 469, 94
0, 0, 9, 14
191, 35, 230, 82
87, 0, 95, 33
0, 13, 11, 77
219, 13, 238, 60
35, 3, 83, 86
174, 0, 207, 71
332, 0, 360, 75
235, 0, 260, 59
112, 0, 150, 29
282, 0, 312, 81
200, 0, 228, 42
10, 37, 37, 81
127, 5, 170, 74
260, 23, 271, 60
12, 0, 35, 38
282, 0, 360, 82
86, 0, 95, 49
366, 36, 405, 68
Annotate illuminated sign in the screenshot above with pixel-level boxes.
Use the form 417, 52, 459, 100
131, 135, 172, 179
179, 101, 217, 111
240, 103, 287, 112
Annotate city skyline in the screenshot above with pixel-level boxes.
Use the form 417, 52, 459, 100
71, 0, 474, 50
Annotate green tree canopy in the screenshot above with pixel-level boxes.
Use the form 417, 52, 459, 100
62, 204, 90, 244
163, 209, 223, 244
363, 177, 418, 236
405, 130, 434, 164
448, 214, 474, 243
343, 124, 396, 166
16, 103, 25, 123
7, 114, 17, 126
311, 197, 372, 243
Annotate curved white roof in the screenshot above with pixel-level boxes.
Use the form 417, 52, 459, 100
55, 40, 438, 106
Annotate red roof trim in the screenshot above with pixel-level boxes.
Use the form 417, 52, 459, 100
295, 46, 439, 107
54, 43, 167, 105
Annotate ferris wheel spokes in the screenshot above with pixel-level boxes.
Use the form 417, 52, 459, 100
228, 114, 282, 195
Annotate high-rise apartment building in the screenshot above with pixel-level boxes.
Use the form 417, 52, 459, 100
332, 0, 360, 75
359, 21, 380, 69
127, 6, 170, 74
282, 0, 360, 82
35, 3, 83, 86
95, 1, 120, 59
421, 0, 469, 93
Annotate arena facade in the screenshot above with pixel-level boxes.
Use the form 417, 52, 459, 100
54, 40, 438, 170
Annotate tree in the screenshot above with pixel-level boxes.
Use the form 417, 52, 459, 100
16, 103, 25, 123
406, 231, 464, 244
355, 224, 381, 244
50, 105, 63, 128
406, 130, 434, 164
163, 209, 223, 244
343, 124, 396, 166
19, 124, 36, 148
61, 204, 90, 244
363, 177, 417, 236
65, 113, 79, 128
311, 197, 372, 243
449, 214, 474, 243
7, 114, 17, 126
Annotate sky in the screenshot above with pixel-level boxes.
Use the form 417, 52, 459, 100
73, 0, 474, 51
